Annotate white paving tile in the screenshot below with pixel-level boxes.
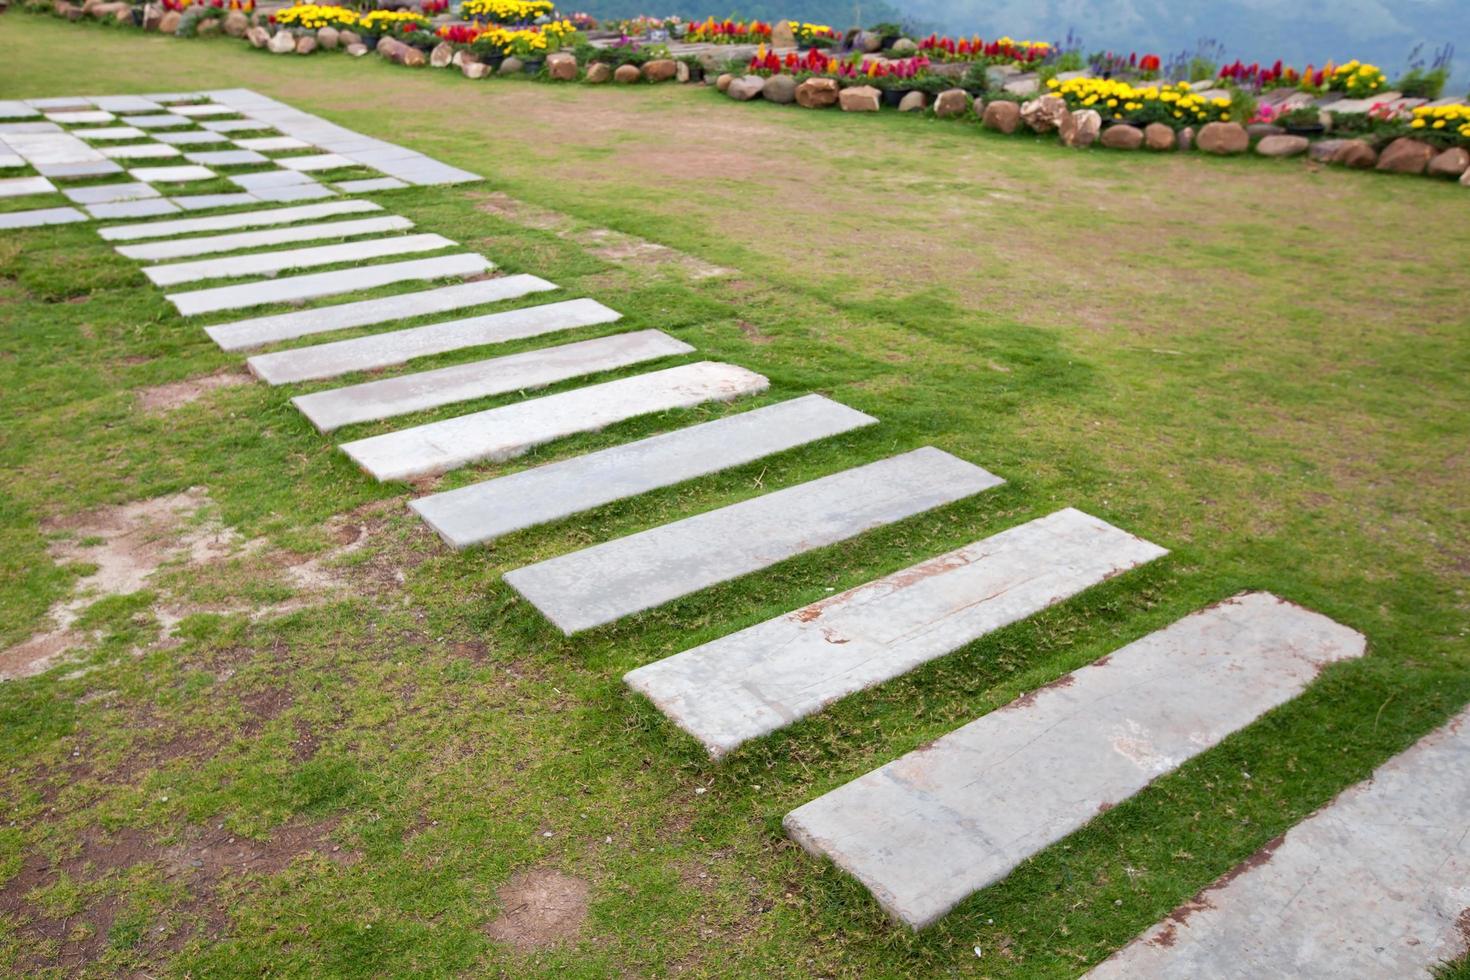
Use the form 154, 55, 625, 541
153, 130, 229, 146
98, 199, 381, 241
169, 104, 239, 118
129, 165, 216, 183
25, 98, 92, 110
62, 181, 160, 205
233, 136, 311, 152
144, 232, 457, 286
45, 110, 116, 125
129, 114, 194, 129
99, 143, 182, 160
342, 361, 768, 483
0, 122, 63, 135
207, 274, 556, 351
506, 448, 1002, 635
276, 153, 355, 173
251, 184, 336, 203
413, 395, 877, 549
0, 154, 25, 169
0, 176, 56, 199
784, 593, 1367, 930
117, 215, 416, 262
0, 102, 42, 120
0, 207, 88, 229
333, 177, 408, 193
72, 126, 147, 141
201, 119, 272, 133
183, 150, 269, 167
1087, 703, 1470, 980
89, 96, 165, 114
295, 329, 691, 432
36, 160, 123, 179
167, 252, 493, 316
3, 132, 105, 165
628, 509, 1167, 758
171, 193, 261, 211
228, 169, 314, 190
87, 199, 182, 220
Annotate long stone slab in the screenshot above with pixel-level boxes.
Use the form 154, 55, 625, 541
0, 176, 55, 199
247, 295, 612, 384
0, 207, 88, 230
116, 216, 415, 261
294, 329, 693, 433
411, 395, 877, 549
627, 508, 1167, 758
1086, 704, 1470, 980
342, 361, 769, 483
506, 447, 1003, 635
98, 199, 381, 241
166, 253, 493, 316
783, 593, 1367, 930
143, 233, 457, 286
206, 275, 556, 352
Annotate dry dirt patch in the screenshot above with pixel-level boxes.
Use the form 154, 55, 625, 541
134, 368, 252, 414
483, 868, 590, 951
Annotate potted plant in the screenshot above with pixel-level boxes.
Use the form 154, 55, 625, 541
1280, 105, 1325, 137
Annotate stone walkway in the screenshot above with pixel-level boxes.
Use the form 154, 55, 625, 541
23, 86, 1454, 971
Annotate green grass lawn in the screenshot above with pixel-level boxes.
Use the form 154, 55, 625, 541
2, 14, 1469, 978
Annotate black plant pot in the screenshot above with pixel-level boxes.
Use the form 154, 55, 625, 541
482, 54, 504, 70
880, 89, 904, 107
879, 33, 898, 50
687, 65, 705, 83
522, 58, 544, 74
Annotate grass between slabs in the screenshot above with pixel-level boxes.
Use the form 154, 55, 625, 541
2, 12, 1469, 980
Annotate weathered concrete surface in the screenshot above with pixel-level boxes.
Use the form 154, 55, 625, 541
99, 199, 379, 241
116, 215, 415, 261
276, 152, 354, 172
99, 143, 182, 160
341, 361, 768, 482
293, 329, 691, 432
506, 448, 1002, 635
143, 232, 456, 286
128, 164, 217, 183
87, 199, 180, 220
248, 295, 612, 384
0, 207, 88, 229
167, 253, 492, 316
233, 136, 311, 151
60, 181, 159, 205
628, 508, 1166, 758
784, 593, 1367, 929
1088, 705, 1470, 980
412, 395, 877, 548
207, 275, 555, 351
0, 176, 56, 198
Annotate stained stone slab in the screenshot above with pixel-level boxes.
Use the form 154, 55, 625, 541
276, 153, 354, 172
0, 122, 63, 135
184, 150, 269, 167
169, 104, 238, 118
0, 207, 88, 229
99, 143, 181, 160
628, 509, 1167, 758
129, 115, 194, 129
153, 131, 229, 146
248, 291, 614, 384
507, 447, 1001, 635
210, 274, 557, 352
73, 127, 147, 141
26, 98, 93, 110
167, 252, 494, 316
144, 232, 458, 286
343, 361, 769, 482
36, 160, 124, 179
63, 181, 160, 205
413, 394, 877, 549
118, 215, 416, 261
229, 169, 314, 190
334, 177, 408, 193
130, 165, 216, 184
0, 155, 25, 169
783, 593, 1367, 930
251, 184, 336, 203
99, 199, 381, 241
0, 176, 56, 199
89, 96, 165, 114
45, 110, 116, 125
201, 119, 271, 133
3, 132, 105, 165
171, 193, 261, 211
0, 102, 42, 120
88, 199, 181, 220
234, 136, 311, 152
1087, 704, 1470, 980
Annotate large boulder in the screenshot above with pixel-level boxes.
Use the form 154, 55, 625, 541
769, 19, 796, 48
933, 88, 969, 119
1020, 94, 1068, 133
499, 56, 523, 75
142, 2, 163, 30
763, 74, 797, 105
245, 25, 269, 47
1196, 121, 1249, 155
613, 64, 641, 84
642, 58, 676, 82
585, 62, 612, 84
157, 9, 180, 32
1308, 138, 1345, 162
1144, 122, 1175, 151
795, 77, 839, 109
714, 73, 733, 92
1100, 124, 1144, 150
898, 91, 927, 112
196, 17, 220, 35
1428, 147, 1470, 178
981, 100, 1021, 134
1376, 137, 1435, 174
1177, 127, 1195, 151
1255, 134, 1309, 158
429, 42, 453, 68
728, 75, 766, 101
222, 9, 248, 36
838, 85, 881, 112
295, 34, 317, 54
114, 6, 135, 25
1059, 108, 1101, 148
316, 25, 339, 49
462, 59, 490, 79
1331, 139, 1377, 169
857, 31, 882, 53
339, 30, 360, 46
546, 52, 577, 80
346, 43, 368, 57
267, 30, 296, 54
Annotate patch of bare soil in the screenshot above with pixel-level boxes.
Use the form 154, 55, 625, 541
134, 368, 251, 414
483, 868, 589, 951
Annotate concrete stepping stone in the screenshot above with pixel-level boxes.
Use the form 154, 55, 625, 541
166, 252, 493, 316
45, 110, 116, 125
99, 143, 182, 160
169, 104, 238, 118
277, 153, 354, 172
90, 96, 165, 114
0, 122, 63, 135
172, 193, 261, 211
1087, 704, 1470, 979
183, 150, 269, 167
0, 176, 55, 199
153, 131, 229, 146
783, 593, 1367, 930
334, 177, 408, 193
234, 136, 311, 151
98, 199, 381, 241
88, 199, 181, 220
117, 215, 415, 261
73, 127, 147, 141
201, 119, 270, 133
0, 207, 88, 229
412, 394, 877, 549
252, 184, 336, 203
343, 360, 768, 483
0, 102, 41, 119
295, 329, 692, 433
229, 169, 315, 191
143, 232, 457, 286
506, 447, 1001, 635
206, 274, 554, 351
247, 292, 608, 384
62, 181, 159, 205
36, 160, 124, 179
129, 115, 194, 129
25, 98, 92, 111
0, 154, 25, 169
628, 508, 1167, 758
129, 165, 216, 184
3, 132, 106, 165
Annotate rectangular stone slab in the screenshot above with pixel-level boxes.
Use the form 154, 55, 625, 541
99, 143, 182, 160
277, 153, 354, 172
294, 329, 692, 432
166, 252, 493, 316
169, 104, 238, 117
45, 110, 116, 125
1086, 704, 1470, 980
183, 150, 269, 167
506, 447, 1003, 635
89, 96, 165, 113
171, 193, 260, 211
246, 294, 612, 384
143, 232, 457, 286
412, 394, 878, 549
0, 207, 88, 229
234, 137, 311, 151
0, 176, 56, 199
251, 184, 335, 203
36, 160, 123, 179
88, 199, 181, 220
129, 115, 194, 129
62, 182, 159, 205
783, 593, 1368, 930
206, 274, 555, 351
627, 508, 1167, 758
117, 215, 416, 261
152, 131, 229, 146
334, 177, 408, 193
342, 361, 769, 483
129, 165, 216, 183
73, 127, 147, 141
227, 169, 313, 190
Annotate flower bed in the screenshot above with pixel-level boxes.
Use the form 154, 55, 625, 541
1050, 77, 1232, 128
